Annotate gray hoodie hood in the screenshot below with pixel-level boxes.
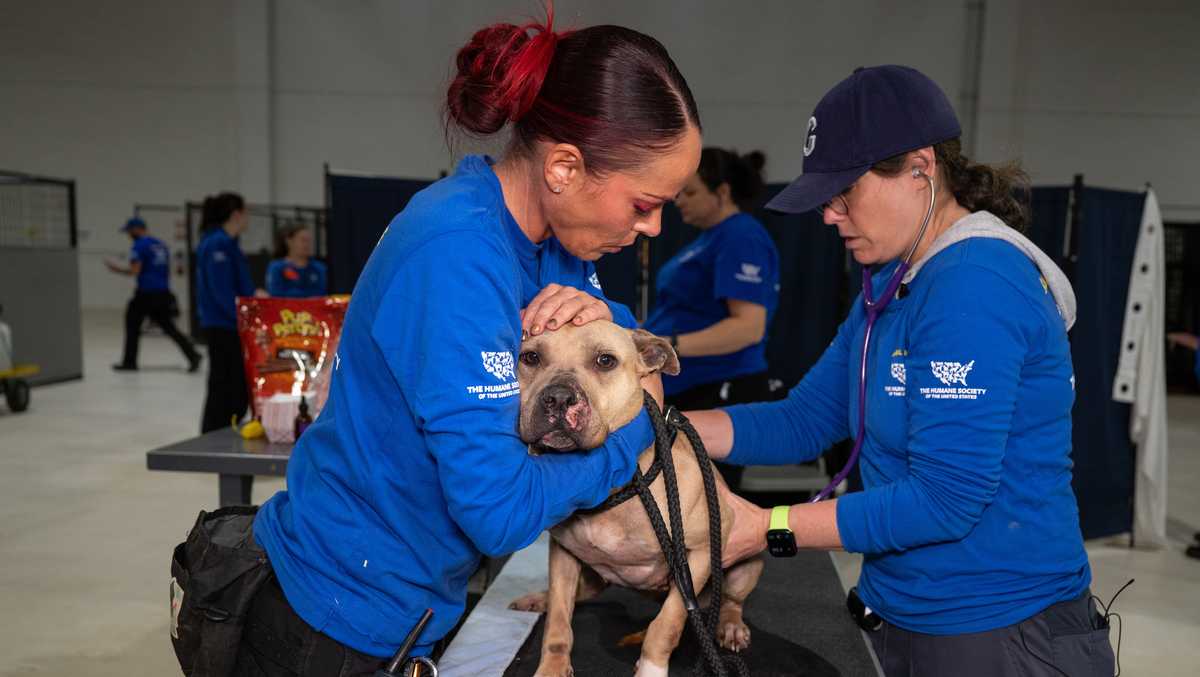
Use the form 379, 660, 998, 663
903, 211, 1077, 330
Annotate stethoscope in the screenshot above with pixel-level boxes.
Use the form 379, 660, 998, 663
810, 168, 937, 502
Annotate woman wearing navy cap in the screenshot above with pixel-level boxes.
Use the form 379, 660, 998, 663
230, 9, 702, 675
690, 65, 1116, 675
644, 147, 779, 488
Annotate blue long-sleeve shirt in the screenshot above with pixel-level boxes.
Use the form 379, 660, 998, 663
643, 213, 780, 395
195, 228, 255, 330
252, 155, 651, 658
725, 235, 1090, 635
266, 258, 328, 298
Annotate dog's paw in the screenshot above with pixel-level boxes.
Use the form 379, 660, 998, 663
533, 655, 574, 677
633, 658, 668, 677
718, 619, 752, 652
509, 590, 549, 613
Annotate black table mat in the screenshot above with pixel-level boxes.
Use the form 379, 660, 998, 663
504, 551, 877, 676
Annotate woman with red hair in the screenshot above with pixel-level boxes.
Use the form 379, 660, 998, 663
233, 7, 701, 675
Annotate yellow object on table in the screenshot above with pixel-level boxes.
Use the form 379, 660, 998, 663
239, 419, 266, 440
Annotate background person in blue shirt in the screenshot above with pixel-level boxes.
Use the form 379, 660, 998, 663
266, 223, 327, 297
195, 192, 262, 433
106, 217, 201, 372
236, 14, 701, 675
645, 147, 779, 488
690, 66, 1114, 675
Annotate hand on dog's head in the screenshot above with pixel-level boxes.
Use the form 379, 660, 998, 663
517, 322, 679, 452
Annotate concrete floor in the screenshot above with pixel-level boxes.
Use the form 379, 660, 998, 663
1, 311, 1198, 675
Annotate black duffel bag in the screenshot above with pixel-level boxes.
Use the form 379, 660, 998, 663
170, 505, 272, 677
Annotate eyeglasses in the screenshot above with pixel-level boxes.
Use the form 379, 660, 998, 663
819, 185, 854, 216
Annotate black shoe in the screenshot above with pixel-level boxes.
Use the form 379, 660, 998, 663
112, 363, 138, 372
1187, 544, 1200, 560
1193, 532, 1200, 543
187, 354, 204, 373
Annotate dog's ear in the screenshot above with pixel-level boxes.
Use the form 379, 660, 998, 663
632, 329, 680, 376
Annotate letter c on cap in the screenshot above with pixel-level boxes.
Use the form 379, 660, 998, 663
803, 117, 818, 157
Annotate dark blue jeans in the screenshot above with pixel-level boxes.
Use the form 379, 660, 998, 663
866, 591, 1116, 676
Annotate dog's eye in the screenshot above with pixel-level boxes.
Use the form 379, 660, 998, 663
520, 351, 540, 367
595, 353, 618, 371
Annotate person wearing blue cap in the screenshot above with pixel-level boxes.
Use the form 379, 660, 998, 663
265, 222, 327, 298
644, 147, 779, 488
688, 66, 1115, 675
106, 216, 202, 373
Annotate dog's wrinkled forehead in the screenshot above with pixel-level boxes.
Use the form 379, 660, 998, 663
519, 322, 635, 365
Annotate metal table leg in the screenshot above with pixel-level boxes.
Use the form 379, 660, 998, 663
219, 474, 254, 507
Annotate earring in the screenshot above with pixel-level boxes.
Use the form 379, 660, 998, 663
912, 168, 922, 179
552, 185, 563, 194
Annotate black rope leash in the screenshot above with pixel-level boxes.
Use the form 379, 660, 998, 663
578, 441, 666, 515
588, 391, 749, 677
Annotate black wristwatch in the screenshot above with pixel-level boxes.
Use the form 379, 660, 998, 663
669, 334, 679, 350
766, 505, 797, 557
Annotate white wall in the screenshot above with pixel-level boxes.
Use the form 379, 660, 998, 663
1, 0, 1197, 309
975, 0, 1200, 213
0, 1, 248, 310
269, 0, 971, 203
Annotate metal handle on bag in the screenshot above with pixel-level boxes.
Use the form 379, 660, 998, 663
405, 656, 438, 677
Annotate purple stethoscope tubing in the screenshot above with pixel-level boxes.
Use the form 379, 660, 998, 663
809, 170, 936, 503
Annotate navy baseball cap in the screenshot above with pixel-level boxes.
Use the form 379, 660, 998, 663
767, 65, 961, 214
121, 216, 146, 232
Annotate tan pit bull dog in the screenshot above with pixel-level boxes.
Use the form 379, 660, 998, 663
508, 321, 764, 677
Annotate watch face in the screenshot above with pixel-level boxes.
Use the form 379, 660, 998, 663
767, 530, 797, 557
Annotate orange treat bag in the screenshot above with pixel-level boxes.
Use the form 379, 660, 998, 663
236, 296, 349, 441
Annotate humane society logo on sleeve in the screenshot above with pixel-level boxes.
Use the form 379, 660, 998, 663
885, 362, 907, 397
920, 360, 987, 400
481, 351, 515, 381
467, 351, 519, 400
884, 348, 907, 397
734, 263, 764, 284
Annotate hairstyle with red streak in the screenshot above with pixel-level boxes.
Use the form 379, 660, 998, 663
446, 2, 700, 174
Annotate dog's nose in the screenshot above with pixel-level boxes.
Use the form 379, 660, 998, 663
541, 384, 577, 411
